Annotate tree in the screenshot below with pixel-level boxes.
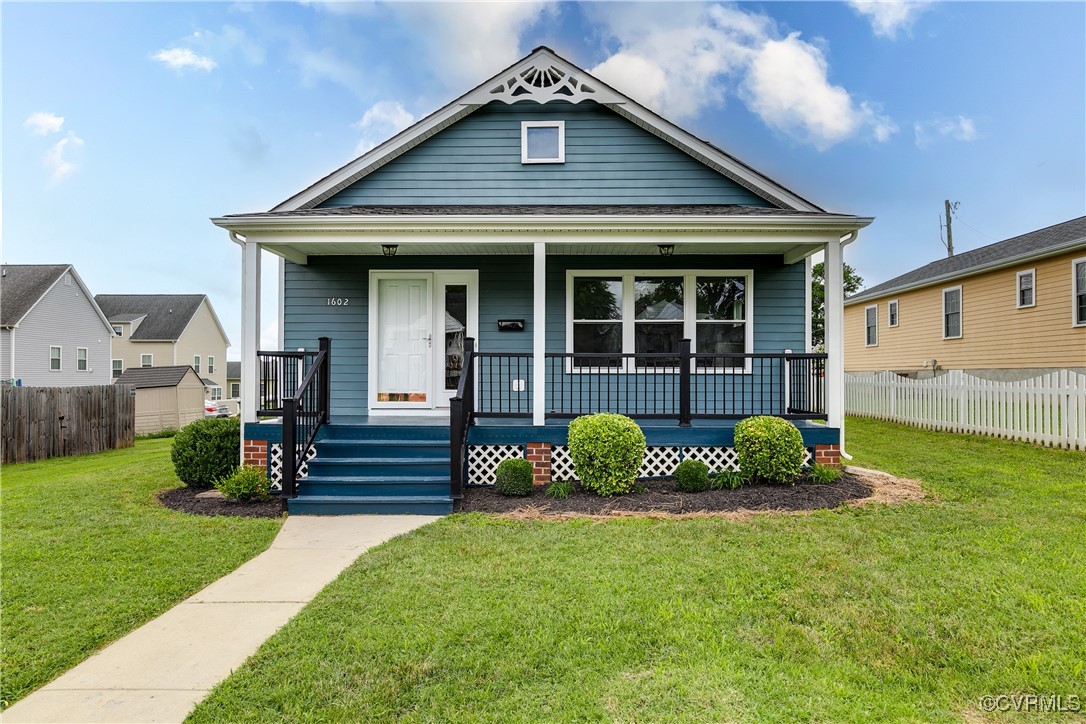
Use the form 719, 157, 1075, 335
811, 261, 863, 350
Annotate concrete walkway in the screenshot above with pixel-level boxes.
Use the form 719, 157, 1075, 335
4, 515, 441, 723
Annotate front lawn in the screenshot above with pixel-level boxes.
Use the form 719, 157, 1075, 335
189, 418, 1085, 722
0, 439, 282, 706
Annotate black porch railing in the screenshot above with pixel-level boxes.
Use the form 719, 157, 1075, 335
277, 338, 331, 500
256, 349, 322, 416
449, 337, 476, 509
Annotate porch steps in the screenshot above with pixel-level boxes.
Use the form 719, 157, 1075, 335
287, 423, 454, 516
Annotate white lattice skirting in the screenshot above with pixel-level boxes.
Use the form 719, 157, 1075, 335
550, 445, 813, 481
268, 443, 317, 493
467, 444, 525, 485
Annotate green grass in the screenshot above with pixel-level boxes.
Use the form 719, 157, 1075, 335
1, 440, 282, 706
189, 418, 1086, 722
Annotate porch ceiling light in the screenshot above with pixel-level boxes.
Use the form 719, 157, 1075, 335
381, 244, 399, 257
657, 244, 675, 256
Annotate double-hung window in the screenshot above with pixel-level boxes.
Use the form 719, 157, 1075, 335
942, 286, 963, 339
1016, 269, 1035, 308
193, 355, 201, 374
568, 270, 752, 372
887, 300, 899, 327
112, 359, 123, 379
77, 348, 88, 371
1074, 258, 1086, 327
207, 356, 215, 375
230, 382, 240, 398
49, 346, 61, 371
210, 386, 222, 401
141, 354, 153, 368
864, 305, 878, 347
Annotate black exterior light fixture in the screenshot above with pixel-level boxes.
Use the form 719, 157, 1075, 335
381, 244, 399, 257
657, 244, 675, 256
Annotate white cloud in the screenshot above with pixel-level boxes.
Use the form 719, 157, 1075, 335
741, 34, 897, 150
25, 111, 65, 135
914, 115, 977, 147
848, 1, 933, 39
588, 4, 895, 149
389, 2, 553, 88
353, 100, 416, 154
188, 25, 265, 66
44, 131, 84, 182
152, 47, 218, 72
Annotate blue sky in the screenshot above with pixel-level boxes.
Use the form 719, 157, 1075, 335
4, 1, 1084, 355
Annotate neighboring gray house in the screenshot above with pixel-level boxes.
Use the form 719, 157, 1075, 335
1, 264, 115, 386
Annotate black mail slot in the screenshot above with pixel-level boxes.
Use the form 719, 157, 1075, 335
497, 319, 525, 332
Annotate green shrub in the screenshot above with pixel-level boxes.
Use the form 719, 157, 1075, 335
674, 459, 710, 493
214, 466, 271, 502
545, 480, 575, 500
807, 462, 842, 484
567, 413, 646, 497
710, 470, 746, 490
495, 458, 533, 497
136, 428, 179, 441
733, 416, 805, 484
170, 417, 241, 488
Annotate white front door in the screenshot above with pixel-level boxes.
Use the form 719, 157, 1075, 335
370, 270, 478, 412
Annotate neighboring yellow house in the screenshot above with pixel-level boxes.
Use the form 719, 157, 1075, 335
94, 294, 231, 399
845, 217, 1086, 378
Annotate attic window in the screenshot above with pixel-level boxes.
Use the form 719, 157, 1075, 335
521, 121, 564, 164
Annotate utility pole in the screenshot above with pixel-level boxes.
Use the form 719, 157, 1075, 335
941, 199, 959, 257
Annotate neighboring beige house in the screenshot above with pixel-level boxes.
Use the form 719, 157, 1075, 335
226, 360, 241, 414
1, 264, 116, 386
95, 294, 231, 398
114, 365, 205, 434
845, 217, 1086, 378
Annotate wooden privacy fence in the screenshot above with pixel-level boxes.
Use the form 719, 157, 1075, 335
846, 370, 1086, 450
1, 385, 135, 464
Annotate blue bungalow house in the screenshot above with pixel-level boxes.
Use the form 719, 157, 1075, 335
213, 47, 870, 514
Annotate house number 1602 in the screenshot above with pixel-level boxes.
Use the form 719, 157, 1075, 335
326, 298, 349, 306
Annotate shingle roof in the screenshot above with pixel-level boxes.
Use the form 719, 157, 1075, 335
0, 265, 70, 326
115, 365, 198, 389
94, 294, 206, 341
226, 361, 240, 380
847, 217, 1086, 303
225, 204, 850, 219
108, 313, 147, 323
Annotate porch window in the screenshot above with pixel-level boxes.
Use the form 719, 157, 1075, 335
1016, 269, 1035, 308
568, 270, 752, 371
864, 305, 878, 347
888, 300, 899, 327
943, 286, 962, 339
1074, 258, 1086, 326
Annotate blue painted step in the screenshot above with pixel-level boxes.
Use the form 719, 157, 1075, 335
318, 425, 450, 442
288, 494, 454, 516
307, 456, 449, 478
297, 475, 450, 497
314, 439, 448, 458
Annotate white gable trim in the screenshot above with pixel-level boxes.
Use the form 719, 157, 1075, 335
271, 47, 822, 214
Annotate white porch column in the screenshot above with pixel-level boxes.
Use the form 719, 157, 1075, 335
532, 240, 546, 425
824, 238, 845, 444
240, 241, 262, 424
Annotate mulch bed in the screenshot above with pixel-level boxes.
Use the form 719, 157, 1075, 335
158, 487, 283, 519
461, 474, 873, 518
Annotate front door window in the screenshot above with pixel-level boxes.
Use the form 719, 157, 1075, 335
443, 284, 468, 392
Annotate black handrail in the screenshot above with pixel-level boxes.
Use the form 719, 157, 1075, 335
280, 337, 331, 501
449, 337, 475, 510
256, 349, 320, 416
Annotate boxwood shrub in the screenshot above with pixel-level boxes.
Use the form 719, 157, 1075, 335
674, 459, 710, 493
170, 417, 241, 488
495, 458, 533, 497
733, 415, 805, 484
567, 413, 646, 497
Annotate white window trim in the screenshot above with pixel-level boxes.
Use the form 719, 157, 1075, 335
521, 120, 565, 164
1016, 268, 1036, 309
49, 345, 62, 372
565, 269, 755, 374
887, 299, 899, 328
112, 325, 123, 336
112, 359, 124, 378
1073, 257, 1086, 328
209, 386, 223, 401
864, 305, 878, 347
230, 382, 240, 399
942, 285, 963, 340
77, 347, 89, 372
141, 353, 153, 368
193, 355, 201, 373
208, 356, 215, 375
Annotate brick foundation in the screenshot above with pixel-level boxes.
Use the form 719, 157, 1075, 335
526, 442, 552, 485
814, 444, 841, 466
243, 439, 268, 469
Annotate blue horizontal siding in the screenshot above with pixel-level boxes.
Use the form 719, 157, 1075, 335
283, 254, 805, 416
319, 102, 769, 207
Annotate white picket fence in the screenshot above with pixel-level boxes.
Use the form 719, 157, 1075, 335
845, 369, 1086, 450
